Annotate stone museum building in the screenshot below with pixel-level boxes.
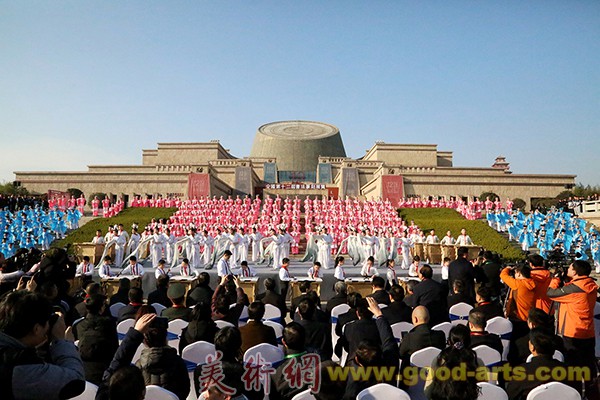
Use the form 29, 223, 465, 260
14, 120, 575, 207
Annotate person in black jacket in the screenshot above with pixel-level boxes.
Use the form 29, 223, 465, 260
297, 298, 332, 360
342, 298, 400, 400
136, 316, 190, 400
334, 292, 362, 340
178, 302, 219, 353
74, 294, 119, 385
185, 272, 213, 308
270, 322, 311, 400
471, 286, 504, 323
147, 275, 171, 309
405, 264, 447, 326
504, 328, 579, 400
109, 278, 131, 306
337, 299, 380, 364
366, 276, 391, 306
382, 284, 412, 325
255, 277, 287, 319
398, 306, 446, 370
290, 281, 312, 319
117, 287, 145, 323
325, 281, 348, 316
447, 279, 474, 310
467, 309, 503, 356
448, 247, 476, 299
481, 251, 502, 298
95, 312, 157, 400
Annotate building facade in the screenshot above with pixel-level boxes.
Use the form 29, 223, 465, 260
14, 120, 575, 208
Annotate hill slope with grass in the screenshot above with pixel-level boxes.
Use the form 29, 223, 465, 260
399, 208, 524, 262
53, 207, 177, 249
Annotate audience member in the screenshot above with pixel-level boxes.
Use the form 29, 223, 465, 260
255, 277, 287, 319
382, 284, 412, 325
186, 272, 213, 307
238, 301, 277, 353
161, 283, 193, 322
270, 322, 311, 400
337, 298, 380, 364
109, 278, 131, 306
471, 286, 504, 322
147, 275, 171, 309
297, 298, 332, 360
405, 264, 447, 326
448, 246, 476, 298
467, 309, 503, 356
325, 281, 348, 316
367, 276, 390, 305
179, 302, 219, 353
398, 306, 446, 372
447, 279, 474, 309
117, 287, 144, 322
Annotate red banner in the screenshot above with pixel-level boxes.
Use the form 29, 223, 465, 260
381, 175, 404, 204
187, 173, 210, 199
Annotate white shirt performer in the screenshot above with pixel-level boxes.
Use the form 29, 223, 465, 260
455, 228, 474, 246
216, 250, 233, 277
75, 256, 94, 278
121, 256, 145, 277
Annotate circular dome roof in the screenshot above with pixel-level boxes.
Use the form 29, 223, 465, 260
250, 120, 346, 172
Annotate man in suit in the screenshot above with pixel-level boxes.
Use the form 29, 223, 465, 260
448, 246, 476, 298
366, 276, 391, 305
398, 306, 446, 375
334, 292, 362, 339
471, 286, 504, 322
325, 281, 348, 316
481, 250, 503, 298
161, 283, 193, 322
467, 309, 503, 355
337, 299, 380, 364
404, 264, 447, 326
382, 284, 412, 325
271, 323, 311, 400
446, 279, 475, 310
290, 280, 312, 319
147, 274, 171, 309
504, 328, 579, 399
117, 287, 144, 322
297, 298, 332, 360
238, 301, 277, 353
256, 277, 287, 319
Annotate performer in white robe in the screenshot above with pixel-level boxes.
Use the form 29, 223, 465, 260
398, 231, 413, 270
164, 228, 176, 264
200, 230, 214, 267
314, 228, 333, 269
128, 228, 141, 255
250, 227, 263, 262
151, 228, 165, 268
114, 232, 127, 267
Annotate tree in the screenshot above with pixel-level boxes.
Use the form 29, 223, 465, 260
67, 188, 83, 199
479, 192, 499, 202
512, 198, 526, 210
0, 181, 30, 196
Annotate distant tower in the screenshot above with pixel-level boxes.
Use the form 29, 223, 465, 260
492, 156, 510, 171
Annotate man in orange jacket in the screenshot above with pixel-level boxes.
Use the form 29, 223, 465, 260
547, 260, 599, 396
528, 254, 552, 313
500, 264, 536, 364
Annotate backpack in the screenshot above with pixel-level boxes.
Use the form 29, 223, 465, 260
0, 345, 43, 400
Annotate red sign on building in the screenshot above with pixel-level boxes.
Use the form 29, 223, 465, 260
188, 173, 210, 199
381, 175, 404, 204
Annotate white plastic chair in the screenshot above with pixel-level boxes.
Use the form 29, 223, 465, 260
390, 322, 414, 342
109, 302, 126, 318
237, 304, 249, 326
181, 341, 216, 365
486, 316, 513, 361
473, 345, 502, 367
144, 385, 179, 400
477, 382, 508, 400
526, 350, 564, 363
243, 343, 285, 366
357, 383, 411, 400
526, 381, 581, 400
167, 318, 189, 350
132, 343, 145, 364
449, 302, 473, 325
70, 381, 99, 400
408, 346, 442, 400
215, 320, 235, 329
432, 321, 452, 339
291, 388, 317, 400
263, 320, 284, 344
263, 303, 282, 323
330, 303, 350, 362
151, 302, 167, 315
116, 319, 135, 335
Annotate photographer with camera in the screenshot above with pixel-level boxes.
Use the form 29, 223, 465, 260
500, 263, 536, 362
528, 254, 552, 313
547, 260, 599, 395
0, 289, 85, 399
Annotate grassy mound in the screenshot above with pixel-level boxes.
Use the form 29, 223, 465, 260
53, 207, 177, 249
399, 208, 524, 262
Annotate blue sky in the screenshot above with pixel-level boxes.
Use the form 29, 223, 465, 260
1, 1, 598, 185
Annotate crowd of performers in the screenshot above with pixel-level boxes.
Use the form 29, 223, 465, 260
83, 196, 482, 286
0, 205, 82, 258
398, 195, 515, 220
486, 206, 600, 272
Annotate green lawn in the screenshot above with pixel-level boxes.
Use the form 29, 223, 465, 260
53, 207, 177, 249
399, 208, 524, 262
